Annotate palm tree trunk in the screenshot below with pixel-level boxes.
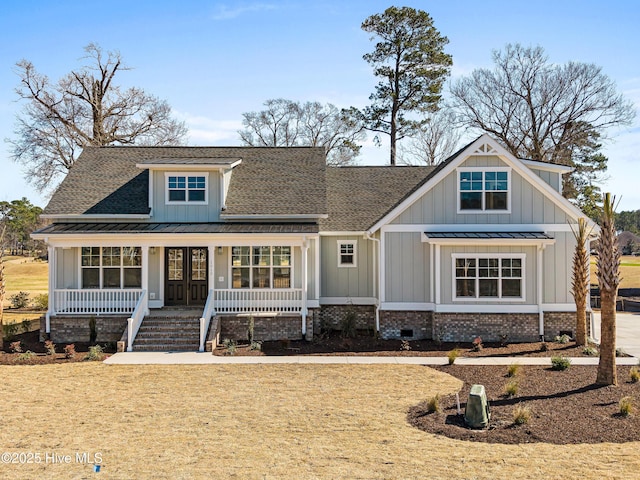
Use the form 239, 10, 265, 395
596, 290, 617, 385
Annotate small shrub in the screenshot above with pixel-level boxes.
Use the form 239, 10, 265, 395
582, 346, 598, 356
616, 347, 627, 357
16, 350, 35, 362
504, 380, 519, 397
44, 340, 56, 355
426, 394, 441, 414
86, 345, 104, 361
554, 334, 571, 344
223, 339, 237, 356
551, 356, 571, 371
630, 367, 640, 383
471, 336, 483, 352
250, 341, 262, 351
20, 319, 32, 334
512, 405, 531, 425
499, 334, 509, 347
89, 317, 97, 344
400, 340, 411, 351
3, 322, 19, 340
33, 293, 48, 310
507, 363, 521, 378
539, 342, 549, 352
341, 308, 357, 338
64, 344, 76, 359
9, 291, 30, 309
9, 341, 23, 353
619, 396, 634, 417
447, 348, 460, 365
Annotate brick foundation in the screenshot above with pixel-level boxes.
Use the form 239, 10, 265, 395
219, 315, 303, 341
44, 315, 128, 343
544, 312, 577, 340
378, 310, 433, 340
315, 305, 376, 334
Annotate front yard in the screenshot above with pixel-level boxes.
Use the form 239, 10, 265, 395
0, 363, 639, 479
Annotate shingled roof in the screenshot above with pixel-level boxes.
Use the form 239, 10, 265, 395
44, 146, 327, 217
321, 166, 433, 231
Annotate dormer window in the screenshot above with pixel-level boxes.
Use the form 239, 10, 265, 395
458, 168, 510, 212
165, 173, 208, 204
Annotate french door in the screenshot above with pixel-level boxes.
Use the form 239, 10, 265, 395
165, 247, 208, 306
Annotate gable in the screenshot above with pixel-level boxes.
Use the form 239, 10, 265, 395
368, 135, 593, 232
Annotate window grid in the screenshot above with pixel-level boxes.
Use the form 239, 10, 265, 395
338, 241, 356, 267
231, 246, 291, 289
459, 170, 509, 211
454, 255, 523, 300
167, 174, 207, 203
81, 247, 142, 289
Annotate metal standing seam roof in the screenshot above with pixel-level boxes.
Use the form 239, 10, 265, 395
424, 232, 554, 240
34, 223, 319, 235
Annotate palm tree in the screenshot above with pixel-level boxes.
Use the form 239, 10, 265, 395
596, 193, 620, 386
570, 218, 593, 346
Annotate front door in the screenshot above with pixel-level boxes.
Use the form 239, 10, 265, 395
165, 247, 208, 306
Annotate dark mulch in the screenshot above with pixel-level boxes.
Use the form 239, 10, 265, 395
0, 331, 115, 364
214, 330, 603, 357
409, 364, 640, 444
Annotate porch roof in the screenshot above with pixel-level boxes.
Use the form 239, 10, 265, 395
424, 232, 553, 240
35, 222, 319, 235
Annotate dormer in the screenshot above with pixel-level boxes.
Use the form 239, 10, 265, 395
136, 158, 242, 222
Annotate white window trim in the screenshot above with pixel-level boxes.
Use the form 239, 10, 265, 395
165, 172, 209, 205
228, 245, 294, 289
79, 246, 143, 289
451, 253, 526, 302
337, 240, 357, 268
457, 167, 511, 214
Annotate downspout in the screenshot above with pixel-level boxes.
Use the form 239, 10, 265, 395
537, 244, 544, 340
365, 232, 381, 333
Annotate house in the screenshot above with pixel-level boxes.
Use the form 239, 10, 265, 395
32, 134, 592, 351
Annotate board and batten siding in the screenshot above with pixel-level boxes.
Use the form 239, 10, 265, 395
150, 170, 221, 222
320, 236, 373, 298
56, 247, 79, 289
542, 232, 575, 304
384, 232, 430, 303
529, 167, 561, 192
391, 156, 573, 225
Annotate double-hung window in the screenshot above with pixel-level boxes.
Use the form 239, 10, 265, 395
166, 173, 208, 204
458, 168, 509, 212
453, 254, 524, 300
231, 246, 291, 289
81, 247, 142, 289
338, 241, 357, 267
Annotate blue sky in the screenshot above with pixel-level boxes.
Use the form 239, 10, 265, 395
1, 1, 639, 210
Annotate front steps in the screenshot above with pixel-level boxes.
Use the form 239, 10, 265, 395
132, 309, 202, 351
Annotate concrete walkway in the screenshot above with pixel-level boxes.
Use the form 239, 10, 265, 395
104, 353, 638, 366
104, 311, 640, 365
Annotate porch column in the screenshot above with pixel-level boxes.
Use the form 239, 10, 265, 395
142, 246, 150, 315
208, 243, 216, 305
46, 245, 55, 333
537, 244, 544, 339
302, 240, 309, 336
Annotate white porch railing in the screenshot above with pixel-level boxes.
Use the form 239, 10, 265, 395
214, 289, 303, 314
53, 289, 144, 315
199, 290, 216, 352
127, 290, 148, 352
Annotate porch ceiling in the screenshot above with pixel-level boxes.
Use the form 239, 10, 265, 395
35, 222, 319, 235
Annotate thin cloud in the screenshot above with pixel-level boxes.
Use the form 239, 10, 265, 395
175, 111, 242, 145
211, 3, 277, 20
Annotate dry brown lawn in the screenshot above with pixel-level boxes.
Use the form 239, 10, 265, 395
0, 364, 639, 479
2, 256, 48, 308
591, 255, 640, 288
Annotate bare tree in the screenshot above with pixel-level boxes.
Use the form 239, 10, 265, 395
570, 217, 594, 346
9, 43, 188, 193
239, 99, 365, 165
358, 6, 452, 165
399, 108, 461, 165
450, 44, 634, 206
596, 193, 621, 386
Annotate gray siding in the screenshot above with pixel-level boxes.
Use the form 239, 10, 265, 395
392, 156, 573, 226
151, 170, 221, 222
320, 236, 373, 298
530, 168, 561, 192
543, 232, 575, 304
148, 248, 161, 302
56, 247, 79, 289
384, 232, 430, 303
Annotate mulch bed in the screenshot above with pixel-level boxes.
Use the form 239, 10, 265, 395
409, 364, 640, 444
214, 330, 603, 357
0, 331, 115, 364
